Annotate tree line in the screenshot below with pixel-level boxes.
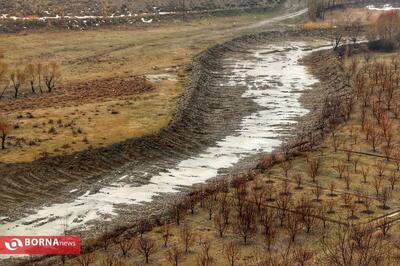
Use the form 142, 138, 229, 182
0, 61, 61, 99
72, 153, 396, 265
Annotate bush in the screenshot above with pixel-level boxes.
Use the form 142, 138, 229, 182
368, 39, 397, 52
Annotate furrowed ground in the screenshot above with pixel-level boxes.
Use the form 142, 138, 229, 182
0, 10, 289, 163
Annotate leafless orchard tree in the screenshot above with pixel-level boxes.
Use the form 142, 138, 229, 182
0, 119, 10, 150
10, 68, 26, 99
166, 245, 184, 266
43, 62, 61, 93
179, 223, 195, 254
135, 237, 156, 264
119, 237, 134, 257
223, 241, 240, 266
197, 238, 214, 266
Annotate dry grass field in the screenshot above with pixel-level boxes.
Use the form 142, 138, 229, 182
0, 11, 285, 163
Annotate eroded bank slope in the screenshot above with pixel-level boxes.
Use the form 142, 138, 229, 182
0, 29, 353, 239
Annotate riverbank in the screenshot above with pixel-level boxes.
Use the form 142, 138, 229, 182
4, 32, 351, 264
1, 28, 354, 265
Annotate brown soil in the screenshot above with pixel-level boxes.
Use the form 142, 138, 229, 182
0, 76, 154, 113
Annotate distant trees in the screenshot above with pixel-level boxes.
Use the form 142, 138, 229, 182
0, 119, 10, 149
0, 61, 61, 99
307, 0, 325, 21
376, 11, 400, 42
369, 11, 400, 51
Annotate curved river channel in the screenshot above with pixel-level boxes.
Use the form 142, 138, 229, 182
0, 41, 323, 238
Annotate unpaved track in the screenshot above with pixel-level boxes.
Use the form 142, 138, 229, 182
236, 8, 307, 31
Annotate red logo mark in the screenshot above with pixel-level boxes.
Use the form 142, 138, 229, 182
0, 236, 80, 255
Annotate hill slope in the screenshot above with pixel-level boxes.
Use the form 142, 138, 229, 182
1, 0, 283, 17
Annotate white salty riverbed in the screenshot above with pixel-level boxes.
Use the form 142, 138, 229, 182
0, 42, 321, 238
366, 4, 400, 11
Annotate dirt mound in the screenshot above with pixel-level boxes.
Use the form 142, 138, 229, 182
0, 76, 154, 113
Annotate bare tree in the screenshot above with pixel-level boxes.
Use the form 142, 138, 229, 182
262, 207, 277, 251
24, 63, 36, 93
333, 161, 348, 179
388, 170, 398, 190
308, 156, 321, 183
285, 212, 302, 243
173, 202, 185, 226
295, 173, 303, 189
235, 203, 257, 244
393, 148, 400, 171
276, 194, 292, 227
344, 169, 352, 190
368, 126, 382, 153
180, 224, 195, 254
119, 238, 134, 257
312, 183, 323, 202
361, 165, 370, 183
35, 62, 43, 93
10, 68, 26, 98
293, 245, 314, 266
329, 181, 337, 197
298, 199, 317, 233
347, 19, 363, 45
214, 211, 228, 238
252, 186, 267, 212
281, 159, 292, 179
43, 62, 61, 93
197, 238, 214, 266
137, 220, 152, 239
205, 195, 215, 221
362, 192, 373, 214
379, 187, 391, 209
378, 217, 392, 237
162, 223, 172, 248
331, 28, 344, 51
373, 175, 384, 196
0, 61, 8, 99
0, 119, 10, 150
136, 237, 156, 264
223, 241, 240, 266
166, 245, 184, 266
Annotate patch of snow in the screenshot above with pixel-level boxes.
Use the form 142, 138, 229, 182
367, 4, 400, 11
159, 11, 176, 16
118, 175, 128, 181
141, 18, 153, 23
146, 73, 178, 82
